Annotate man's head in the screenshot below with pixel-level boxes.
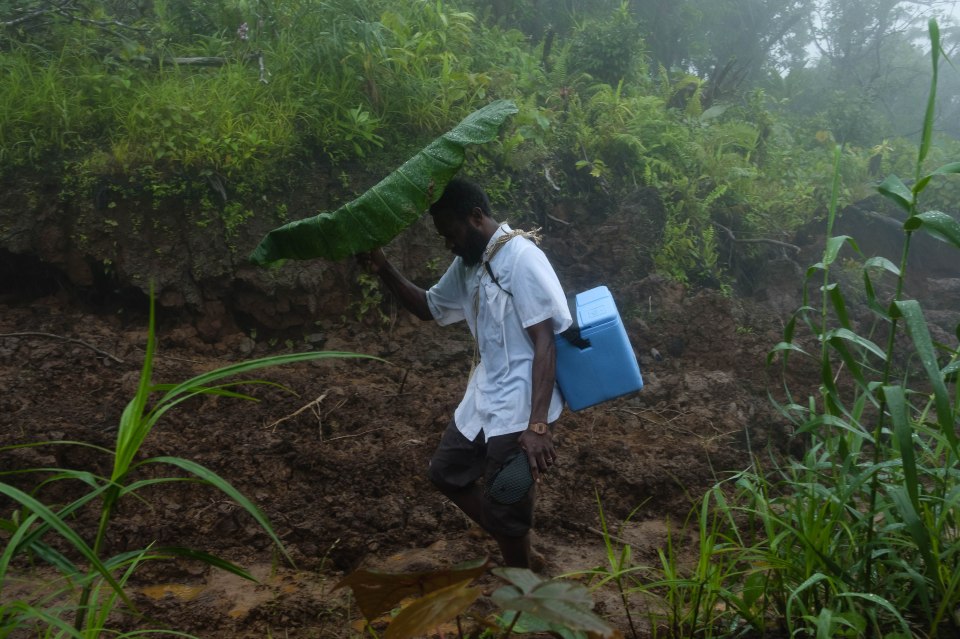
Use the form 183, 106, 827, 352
429, 178, 498, 266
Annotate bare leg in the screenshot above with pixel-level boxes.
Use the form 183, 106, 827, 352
493, 531, 531, 568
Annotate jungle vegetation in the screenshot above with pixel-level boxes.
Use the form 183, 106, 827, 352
2, 0, 959, 285
3, 2, 960, 638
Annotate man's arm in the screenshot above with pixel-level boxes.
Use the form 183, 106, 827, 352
362, 248, 433, 321
518, 318, 558, 481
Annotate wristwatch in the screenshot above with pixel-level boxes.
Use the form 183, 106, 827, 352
528, 422, 549, 435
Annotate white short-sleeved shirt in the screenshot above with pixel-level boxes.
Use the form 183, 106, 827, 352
426, 224, 572, 441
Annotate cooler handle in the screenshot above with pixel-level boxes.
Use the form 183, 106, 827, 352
559, 293, 591, 350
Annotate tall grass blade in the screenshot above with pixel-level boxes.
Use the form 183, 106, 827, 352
1, 601, 84, 638
139, 456, 292, 564
918, 19, 940, 169
837, 592, 913, 637
883, 385, 920, 509
894, 300, 957, 452
114, 289, 159, 481
0, 485, 126, 604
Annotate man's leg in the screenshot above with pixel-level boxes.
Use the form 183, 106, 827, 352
427, 420, 490, 531
432, 483, 531, 568
433, 480, 533, 568
427, 422, 537, 569
482, 434, 537, 569
492, 530, 531, 568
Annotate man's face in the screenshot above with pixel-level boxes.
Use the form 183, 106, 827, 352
433, 211, 487, 266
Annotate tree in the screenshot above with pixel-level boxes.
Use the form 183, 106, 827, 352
627, 0, 815, 106
801, 0, 959, 142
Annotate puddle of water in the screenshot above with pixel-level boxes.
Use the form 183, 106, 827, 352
140, 584, 206, 602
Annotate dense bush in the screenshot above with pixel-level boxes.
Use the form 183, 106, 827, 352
0, 0, 955, 285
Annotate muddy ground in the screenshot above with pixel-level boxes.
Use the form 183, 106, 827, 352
0, 272, 801, 637
3, 193, 957, 637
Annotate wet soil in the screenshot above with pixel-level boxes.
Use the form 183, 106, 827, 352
0, 266, 800, 638
8, 186, 956, 637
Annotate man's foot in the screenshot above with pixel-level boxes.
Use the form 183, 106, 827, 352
528, 546, 550, 575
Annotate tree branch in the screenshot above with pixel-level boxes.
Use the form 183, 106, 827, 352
714, 222, 801, 253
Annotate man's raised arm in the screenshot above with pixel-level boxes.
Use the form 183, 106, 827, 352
360, 248, 433, 321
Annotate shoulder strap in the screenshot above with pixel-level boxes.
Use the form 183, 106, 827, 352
560, 294, 591, 350
484, 261, 512, 297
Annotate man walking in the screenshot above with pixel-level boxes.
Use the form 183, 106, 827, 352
362, 177, 571, 569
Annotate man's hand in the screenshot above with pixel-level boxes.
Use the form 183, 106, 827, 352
356, 248, 387, 274
519, 427, 556, 482
355, 247, 433, 321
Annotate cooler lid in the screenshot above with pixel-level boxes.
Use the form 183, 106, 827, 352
575, 285, 618, 329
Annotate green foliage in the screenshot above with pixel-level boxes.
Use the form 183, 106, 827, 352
352, 272, 389, 326
0, 47, 91, 169
335, 558, 616, 638
556, 21, 960, 638
249, 100, 518, 264
718, 22, 960, 637
567, 2, 646, 87
109, 65, 297, 183
0, 289, 380, 636
2, 0, 956, 292
653, 215, 721, 285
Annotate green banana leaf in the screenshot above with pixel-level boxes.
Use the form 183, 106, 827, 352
249, 100, 518, 265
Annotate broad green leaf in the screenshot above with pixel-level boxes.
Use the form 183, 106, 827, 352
877, 175, 913, 212
915, 161, 960, 194
0, 528, 78, 577
491, 569, 617, 637
0, 439, 112, 457
250, 100, 519, 264
862, 256, 899, 319
929, 161, 960, 176
912, 211, 960, 249
116, 350, 378, 480
894, 300, 957, 451
863, 256, 900, 277
827, 328, 887, 362
335, 558, 490, 620
766, 341, 808, 366
5, 483, 110, 566
383, 579, 481, 639
823, 235, 855, 266
115, 287, 158, 481
796, 414, 874, 443
943, 359, 959, 379
507, 612, 589, 639
495, 566, 544, 595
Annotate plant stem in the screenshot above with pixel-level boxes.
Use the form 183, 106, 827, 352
74, 489, 118, 631
499, 610, 522, 638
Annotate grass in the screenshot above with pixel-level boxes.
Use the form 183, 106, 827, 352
0, 289, 380, 637
555, 19, 960, 639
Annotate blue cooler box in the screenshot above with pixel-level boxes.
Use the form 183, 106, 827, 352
555, 286, 643, 411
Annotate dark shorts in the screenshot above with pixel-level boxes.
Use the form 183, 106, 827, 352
427, 420, 535, 538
